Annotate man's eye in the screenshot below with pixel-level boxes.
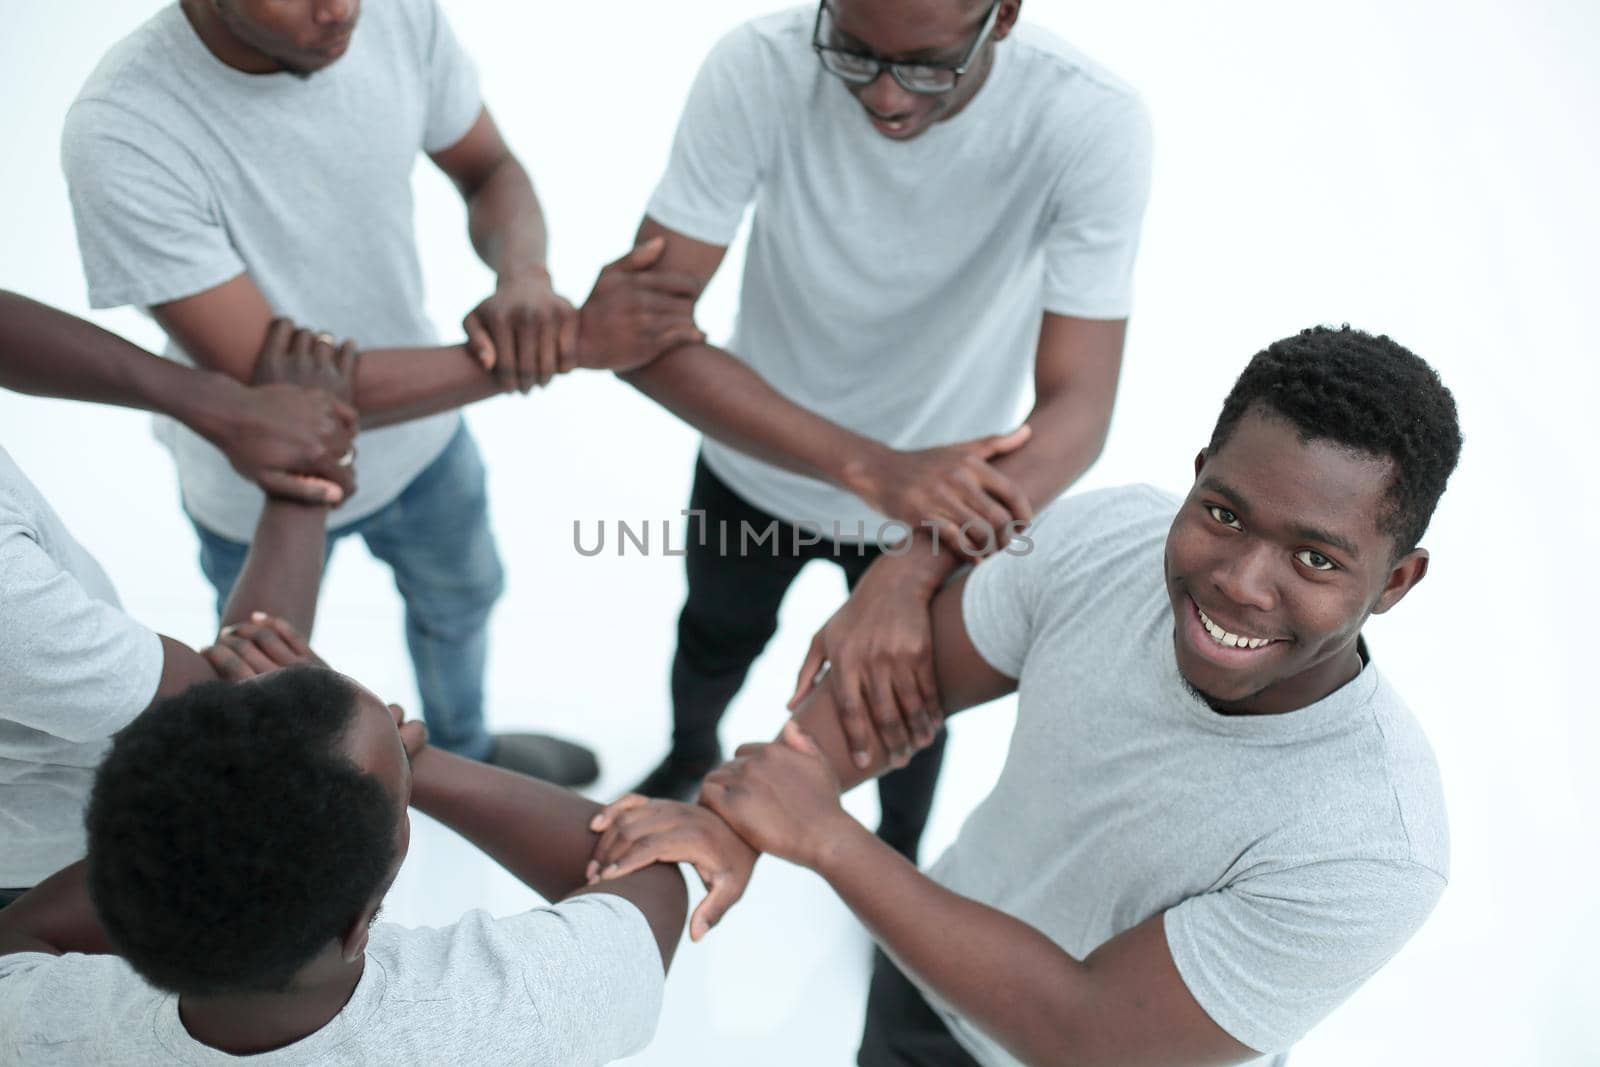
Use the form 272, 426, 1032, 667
1295, 549, 1336, 571
1206, 505, 1242, 530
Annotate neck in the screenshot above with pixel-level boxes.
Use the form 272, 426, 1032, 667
177, 956, 364, 1055
179, 0, 281, 74
1214, 640, 1364, 717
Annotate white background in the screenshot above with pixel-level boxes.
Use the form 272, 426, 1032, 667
2, 1, 1597, 1063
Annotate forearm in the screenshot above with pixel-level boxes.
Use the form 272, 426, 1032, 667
0, 290, 252, 435
218, 500, 328, 632
409, 747, 601, 901
991, 386, 1114, 512
465, 157, 547, 281
0, 861, 111, 958
620, 343, 887, 489
818, 823, 1091, 1066
353, 344, 500, 428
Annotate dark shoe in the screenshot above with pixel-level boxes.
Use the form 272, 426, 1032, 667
629, 753, 721, 802
487, 733, 600, 787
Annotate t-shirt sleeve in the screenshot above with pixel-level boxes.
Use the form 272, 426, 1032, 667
60, 100, 245, 310
960, 505, 1077, 677
1163, 859, 1447, 1055
1040, 94, 1153, 319
643, 23, 778, 246
0, 952, 53, 1058
417, 0, 483, 153
0, 523, 163, 741
516, 894, 665, 1065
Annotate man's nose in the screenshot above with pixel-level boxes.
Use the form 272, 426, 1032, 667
1211, 542, 1277, 615
314, 0, 357, 26
858, 70, 918, 118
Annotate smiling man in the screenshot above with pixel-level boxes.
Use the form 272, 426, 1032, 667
587, 326, 1463, 1066
597, 0, 1152, 866
56, 0, 696, 784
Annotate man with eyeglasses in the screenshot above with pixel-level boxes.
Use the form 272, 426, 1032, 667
591, 0, 1152, 865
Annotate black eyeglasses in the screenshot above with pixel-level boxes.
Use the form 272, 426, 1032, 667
812, 1, 1001, 95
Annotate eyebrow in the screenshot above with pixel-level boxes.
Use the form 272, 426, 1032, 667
1198, 476, 1362, 560
827, 9, 972, 63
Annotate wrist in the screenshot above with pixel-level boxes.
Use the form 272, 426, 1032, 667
497, 262, 551, 290
809, 815, 877, 879
168, 369, 250, 444
838, 441, 895, 503
872, 536, 959, 595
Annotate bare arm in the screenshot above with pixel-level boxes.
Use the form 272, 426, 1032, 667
0, 861, 108, 959
0, 290, 354, 503
150, 275, 500, 429
409, 746, 687, 970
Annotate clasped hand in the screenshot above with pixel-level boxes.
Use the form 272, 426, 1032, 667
587, 722, 847, 940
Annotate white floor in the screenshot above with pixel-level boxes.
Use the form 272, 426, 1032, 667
4, 1, 1599, 1063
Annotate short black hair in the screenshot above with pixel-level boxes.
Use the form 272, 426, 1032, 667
1208, 325, 1462, 555
86, 667, 399, 996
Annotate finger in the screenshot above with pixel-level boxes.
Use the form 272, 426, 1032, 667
231, 621, 299, 666
650, 323, 708, 353
335, 341, 360, 397
398, 720, 428, 756
829, 667, 876, 771
218, 633, 278, 676
690, 870, 747, 942
972, 424, 1033, 460
556, 308, 579, 374
389, 703, 405, 727
974, 461, 1033, 527
914, 649, 943, 734
632, 270, 704, 299
780, 719, 823, 757
589, 793, 650, 833
615, 235, 666, 272
202, 643, 256, 682
536, 312, 560, 388
255, 612, 313, 657
512, 312, 540, 394
257, 469, 343, 506
868, 667, 912, 765
489, 315, 518, 393
261, 317, 295, 358
464, 314, 496, 372
891, 663, 933, 748
327, 398, 359, 442
290, 327, 315, 361
788, 633, 829, 710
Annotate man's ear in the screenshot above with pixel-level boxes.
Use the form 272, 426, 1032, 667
1372, 548, 1429, 615
1193, 449, 1207, 480
992, 0, 1024, 43
339, 902, 379, 963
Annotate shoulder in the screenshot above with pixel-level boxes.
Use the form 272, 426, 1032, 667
697, 7, 817, 91
1005, 25, 1151, 166
0, 952, 160, 1052
1358, 673, 1450, 877
72, 8, 177, 110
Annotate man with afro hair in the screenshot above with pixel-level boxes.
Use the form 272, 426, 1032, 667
0, 666, 687, 1064
584, 325, 1462, 1067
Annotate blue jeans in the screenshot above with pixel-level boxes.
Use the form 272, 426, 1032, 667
191, 422, 504, 761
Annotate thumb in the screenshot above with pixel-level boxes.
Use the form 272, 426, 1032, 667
616, 235, 666, 273
464, 315, 496, 371
689, 872, 737, 942
972, 424, 1033, 459
781, 719, 822, 757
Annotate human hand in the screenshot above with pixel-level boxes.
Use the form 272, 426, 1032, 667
209, 319, 358, 505
849, 427, 1035, 557
575, 236, 705, 373
202, 612, 324, 681
388, 702, 428, 763
790, 553, 945, 770
699, 722, 850, 871
587, 795, 758, 941
463, 268, 579, 393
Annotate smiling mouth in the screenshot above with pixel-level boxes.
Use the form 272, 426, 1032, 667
1194, 600, 1281, 650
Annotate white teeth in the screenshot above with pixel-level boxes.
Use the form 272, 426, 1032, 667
1197, 605, 1273, 650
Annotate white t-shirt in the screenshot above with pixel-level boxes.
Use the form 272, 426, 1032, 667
61, 0, 480, 542
0, 895, 665, 1066
646, 8, 1152, 539
931, 486, 1448, 1065
0, 446, 163, 887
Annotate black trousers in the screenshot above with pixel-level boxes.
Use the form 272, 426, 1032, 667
858, 949, 982, 1067
670, 456, 949, 861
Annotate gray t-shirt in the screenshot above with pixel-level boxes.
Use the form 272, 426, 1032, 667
61, 0, 480, 542
647, 8, 1151, 539
0, 895, 664, 1065
0, 446, 164, 887
929, 485, 1448, 1064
